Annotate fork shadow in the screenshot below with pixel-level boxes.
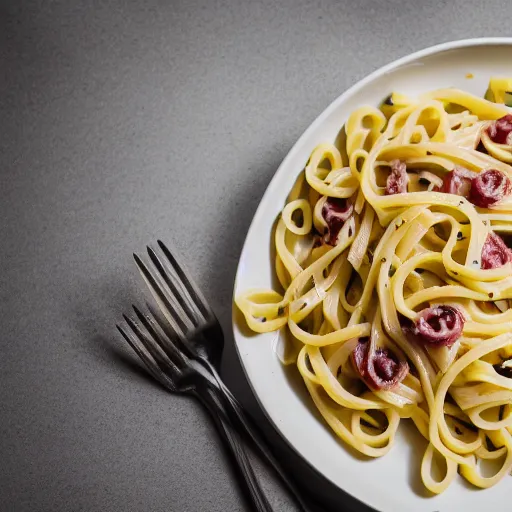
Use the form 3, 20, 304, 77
104, 341, 158, 388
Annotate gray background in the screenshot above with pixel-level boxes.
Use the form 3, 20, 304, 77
1, 1, 509, 511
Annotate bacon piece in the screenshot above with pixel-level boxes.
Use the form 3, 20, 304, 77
385, 160, 409, 195
469, 169, 511, 208
321, 198, 353, 245
487, 114, 512, 145
439, 167, 477, 197
351, 337, 409, 391
413, 306, 464, 347
481, 232, 512, 270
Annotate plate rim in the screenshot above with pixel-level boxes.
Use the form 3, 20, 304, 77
231, 37, 512, 510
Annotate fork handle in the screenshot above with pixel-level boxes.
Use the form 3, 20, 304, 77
195, 386, 274, 512
204, 363, 314, 512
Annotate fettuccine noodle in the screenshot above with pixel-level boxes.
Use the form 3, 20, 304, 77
236, 80, 512, 494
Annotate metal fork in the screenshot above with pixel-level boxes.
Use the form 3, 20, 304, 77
117, 304, 274, 512
134, 241, 312, 512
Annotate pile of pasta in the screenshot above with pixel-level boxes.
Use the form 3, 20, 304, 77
236, 84, 512, 493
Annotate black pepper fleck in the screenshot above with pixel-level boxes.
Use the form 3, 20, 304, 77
300, 303, 307, 311
381, 257, 387, 263
383, 94, 393, 106
489, 293, 494, 298
454, 426, 463, 436
457, 231, 463, 239
277, 306, 285, 316
473, 260, 479, 265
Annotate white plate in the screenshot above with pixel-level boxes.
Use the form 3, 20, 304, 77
232, 38, 512, 512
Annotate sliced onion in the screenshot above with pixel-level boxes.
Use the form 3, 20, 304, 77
419, 170, 443, 190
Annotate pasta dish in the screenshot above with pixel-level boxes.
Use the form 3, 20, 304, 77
236, 78, 512, 493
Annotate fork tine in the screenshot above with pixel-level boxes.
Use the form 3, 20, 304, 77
133, 304, 189, 367
147, 246, 204, 328
157, 240, 215, 321
116, 323, 176, 391
145, 301, 187, 345
133, 253, 194, 334
123, 312, 180, 375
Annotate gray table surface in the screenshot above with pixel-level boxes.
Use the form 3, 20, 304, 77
1, 1, 510, 511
